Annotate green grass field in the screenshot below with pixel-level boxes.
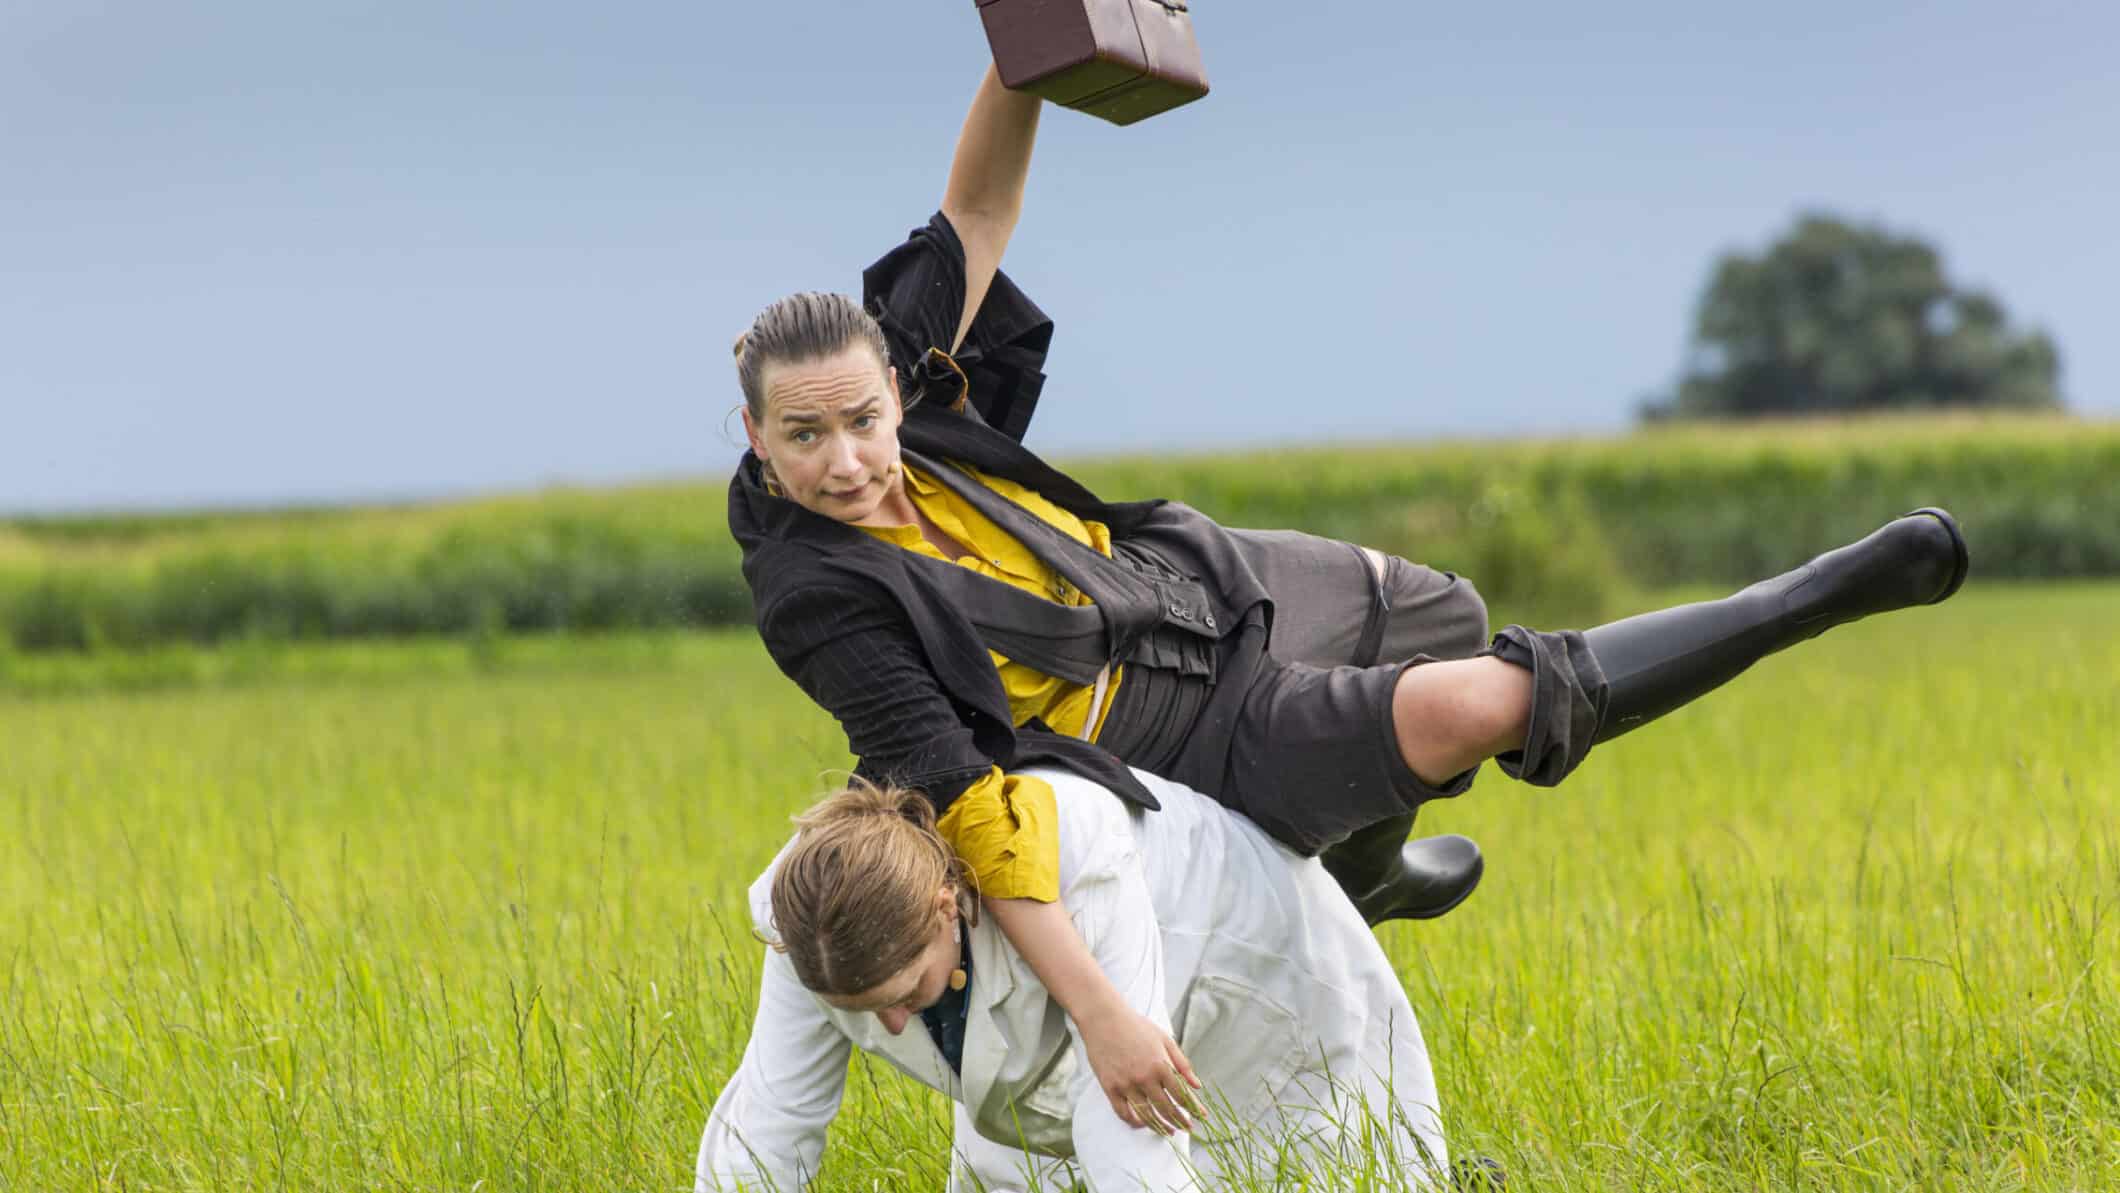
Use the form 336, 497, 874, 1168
3, 582, 2115, 1191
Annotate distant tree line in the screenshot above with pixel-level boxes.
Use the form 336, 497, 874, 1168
1643, 214, 2063, 420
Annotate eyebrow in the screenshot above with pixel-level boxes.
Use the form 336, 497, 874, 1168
779, 397, 879, 426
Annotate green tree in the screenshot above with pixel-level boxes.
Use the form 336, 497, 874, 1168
1642, 214, 2063, 420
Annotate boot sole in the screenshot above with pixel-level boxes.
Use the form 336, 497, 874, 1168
1904, 507, 1971, 604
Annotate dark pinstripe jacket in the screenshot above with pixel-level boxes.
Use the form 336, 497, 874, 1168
727, 214, 1271, 816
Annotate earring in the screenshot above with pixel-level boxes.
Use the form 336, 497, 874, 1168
948, 968, 967, 992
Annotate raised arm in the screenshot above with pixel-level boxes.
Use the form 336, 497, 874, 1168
941, 65, 1042, 354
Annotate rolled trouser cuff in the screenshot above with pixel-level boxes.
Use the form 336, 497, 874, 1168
1485, 625, 1609, 787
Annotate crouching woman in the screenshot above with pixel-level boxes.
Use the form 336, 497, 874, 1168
696, 769, 1454, 1192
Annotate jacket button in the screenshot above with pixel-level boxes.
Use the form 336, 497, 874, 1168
1205, 612, 1217, 629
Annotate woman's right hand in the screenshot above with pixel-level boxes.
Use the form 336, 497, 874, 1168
1075, 1002, 1202, 1135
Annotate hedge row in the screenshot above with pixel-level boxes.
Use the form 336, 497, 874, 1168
1070, 415, 2120, 588
3, 415, 2113, 653
0, 502, 747, 652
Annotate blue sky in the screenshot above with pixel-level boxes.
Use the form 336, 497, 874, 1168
5, 2, 2115, 513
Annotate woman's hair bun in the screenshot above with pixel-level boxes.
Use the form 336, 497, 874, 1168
731, 331, 749, 361
793, 775, 938, 835
885, 785, 937, 830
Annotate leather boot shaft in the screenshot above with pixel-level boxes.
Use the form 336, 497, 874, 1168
1588, 508, 1968, 743
1484, 509, 1968, 786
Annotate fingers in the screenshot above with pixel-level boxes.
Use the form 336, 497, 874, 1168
1144, 1080, 1191, 1135
1157, 1037, 1205, 1129
1171, 1074, 1206, 1124
1163, 1036, 1203, 1091
1149, 1057, 1195, 1134
1121, 1093, 1184, 1137
1087, 1016, 1204, 1137
1106, 1070, 1196, 1136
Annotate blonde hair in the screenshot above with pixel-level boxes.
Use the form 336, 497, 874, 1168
768, 778, 976, 997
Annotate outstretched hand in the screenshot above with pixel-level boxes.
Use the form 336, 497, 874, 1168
1076, 1004, 1202, 1136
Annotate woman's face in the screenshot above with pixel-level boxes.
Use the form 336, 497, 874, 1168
817, 890, 960, 1037
743, 345, 907, 527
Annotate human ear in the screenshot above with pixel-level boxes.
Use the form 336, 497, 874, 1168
936, 886, 959, 922
740, 407, 768, 459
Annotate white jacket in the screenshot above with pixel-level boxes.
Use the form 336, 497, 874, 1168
695, 767, 1449, 1192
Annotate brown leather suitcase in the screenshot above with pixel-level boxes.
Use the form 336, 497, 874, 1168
976, 0, 1208, 126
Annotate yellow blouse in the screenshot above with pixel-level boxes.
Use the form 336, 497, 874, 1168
856, 462, 1125, 902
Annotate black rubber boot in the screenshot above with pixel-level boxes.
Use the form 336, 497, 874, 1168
1588, 507, 1970, 742
1486, 508, 1970, 785
1320, 813, 1485, 925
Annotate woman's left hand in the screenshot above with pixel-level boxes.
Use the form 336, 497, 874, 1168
1075, 1002, 1203, 1135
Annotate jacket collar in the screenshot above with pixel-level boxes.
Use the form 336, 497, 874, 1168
726, 451, 873, 555
897, 401, 1111, 516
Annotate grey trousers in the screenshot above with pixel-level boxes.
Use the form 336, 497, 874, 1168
1231, 527, 1603, 789
1230, 528, 1495, 847
1099, 529, 1510, 853
1224, 529, 1491, 669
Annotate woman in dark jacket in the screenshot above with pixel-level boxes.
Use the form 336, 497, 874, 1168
727, 64, 1968, 1134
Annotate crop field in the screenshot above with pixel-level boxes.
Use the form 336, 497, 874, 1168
7, 414, 2119, 653
3, 581, 2116, 1191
